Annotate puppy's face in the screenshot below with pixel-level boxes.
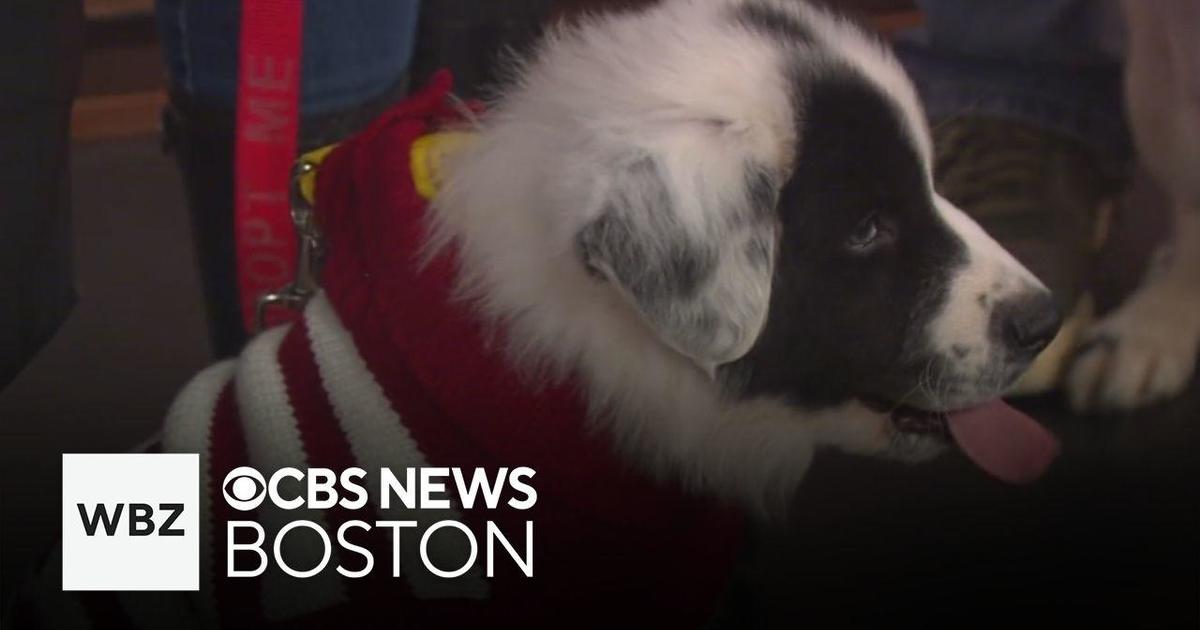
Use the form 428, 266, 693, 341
568, 2, 1060, 448
722, 75, 1059, 418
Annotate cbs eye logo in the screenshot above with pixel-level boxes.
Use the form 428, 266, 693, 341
222, 467, 266, 511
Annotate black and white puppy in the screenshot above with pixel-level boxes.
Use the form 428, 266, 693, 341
433, 0, 1062, 512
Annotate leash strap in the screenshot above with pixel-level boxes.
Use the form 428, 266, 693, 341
234, 0, 305, 331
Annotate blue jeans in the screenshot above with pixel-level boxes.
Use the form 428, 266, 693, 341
896, 0, 1131, 175
154, 1, 421, 357
155, 0, 419, 115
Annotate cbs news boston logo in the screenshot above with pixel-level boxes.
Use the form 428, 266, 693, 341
63, 455, 536, 591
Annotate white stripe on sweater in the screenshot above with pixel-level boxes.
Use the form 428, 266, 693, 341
234, 326, 347, 620
305, 292, 488, 599
163, 359, 234, 623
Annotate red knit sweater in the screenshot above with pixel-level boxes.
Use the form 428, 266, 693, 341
160, 73, 743, 629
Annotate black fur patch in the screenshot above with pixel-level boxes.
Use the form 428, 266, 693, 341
721, 67, 966, 408
733, 1, 816, 45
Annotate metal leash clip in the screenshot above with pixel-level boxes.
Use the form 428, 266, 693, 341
252, 93, 475, 333
254, 158, 326, 332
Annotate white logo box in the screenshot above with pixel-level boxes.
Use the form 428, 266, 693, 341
62, 453, 199, 591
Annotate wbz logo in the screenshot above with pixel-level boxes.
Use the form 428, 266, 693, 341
62, 454, 199, 591
76, 502, 186, 537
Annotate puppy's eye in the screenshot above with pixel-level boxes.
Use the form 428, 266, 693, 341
846, 214, 892, 253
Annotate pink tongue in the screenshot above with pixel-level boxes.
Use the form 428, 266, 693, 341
945, 400, 1060, 484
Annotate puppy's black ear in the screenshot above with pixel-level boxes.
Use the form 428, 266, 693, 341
577, 155, 780, 370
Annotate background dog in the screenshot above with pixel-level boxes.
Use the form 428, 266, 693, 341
1067, 0, 1200, 412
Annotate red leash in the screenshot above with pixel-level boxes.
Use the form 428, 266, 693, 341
234, 0, 305, 331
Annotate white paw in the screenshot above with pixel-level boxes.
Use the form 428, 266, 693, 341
1067, 281, 1200, 413
808, 402, 945, 463
808, 402, 893, 456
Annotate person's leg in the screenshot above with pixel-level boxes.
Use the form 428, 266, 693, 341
155, 0, 420, 358
0, 0, 83, 389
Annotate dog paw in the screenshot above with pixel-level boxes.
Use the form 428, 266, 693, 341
808, 403, 945, 463
1067, 282, 1200, 413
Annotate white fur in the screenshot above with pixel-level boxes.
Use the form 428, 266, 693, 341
926, 195, 1049, 406
431, 0, 949, 514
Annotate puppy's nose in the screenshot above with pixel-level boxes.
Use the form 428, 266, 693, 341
994, 291, 1062, 357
